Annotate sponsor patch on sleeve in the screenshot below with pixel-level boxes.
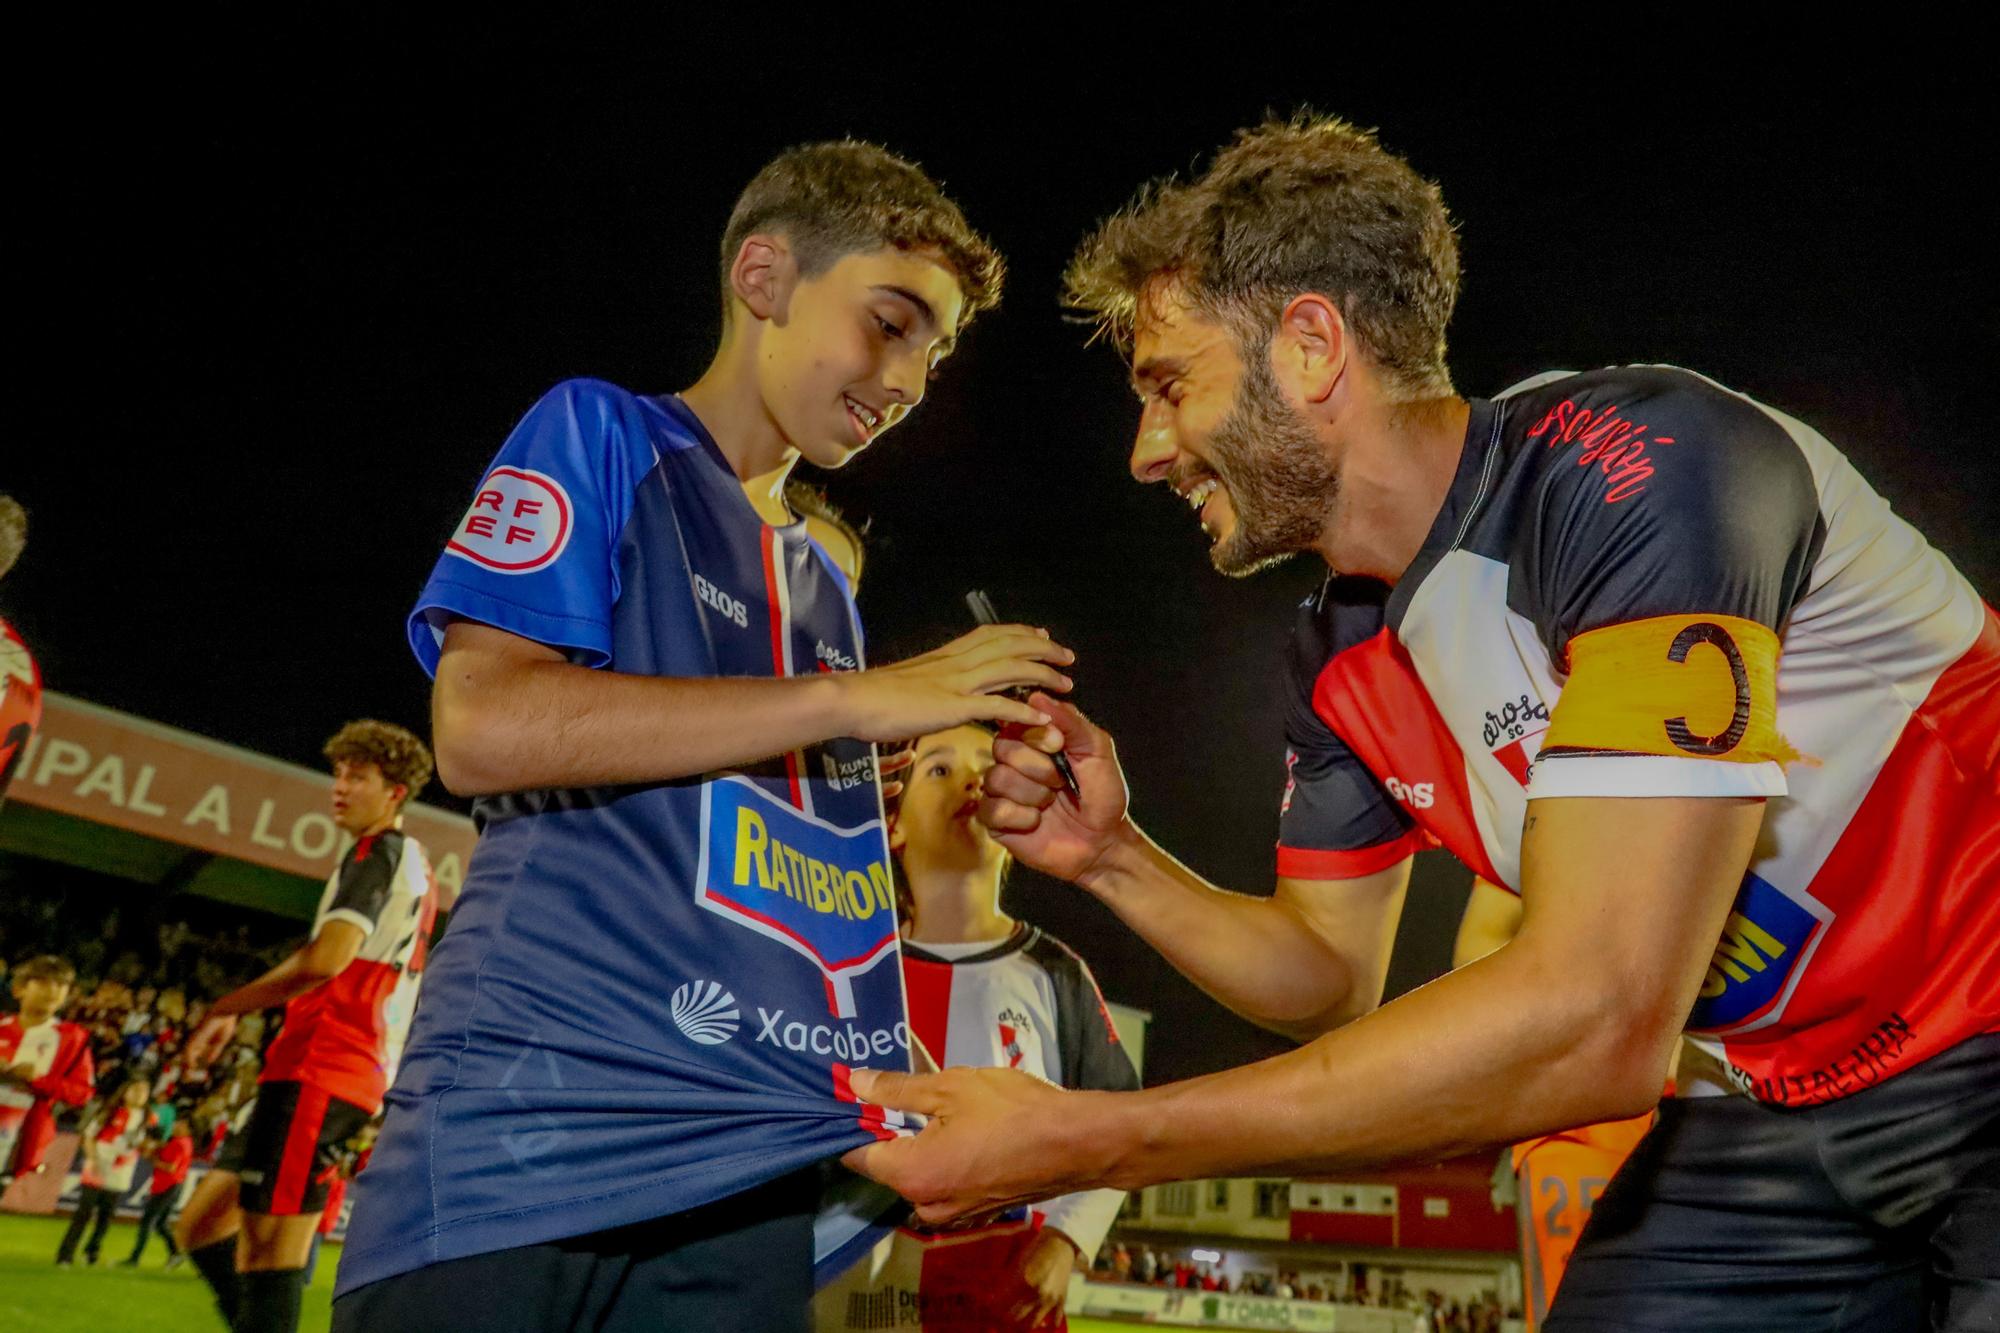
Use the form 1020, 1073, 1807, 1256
445, 466, 574, 573
1542, 613, 1798, 765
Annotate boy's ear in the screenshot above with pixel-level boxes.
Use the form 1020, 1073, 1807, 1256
729, 234, 797, 324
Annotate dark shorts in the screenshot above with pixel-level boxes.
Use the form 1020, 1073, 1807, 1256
227, 1080, 370, 1217
331, 1168, 816, 1333
1547, 1032, 2000, 1332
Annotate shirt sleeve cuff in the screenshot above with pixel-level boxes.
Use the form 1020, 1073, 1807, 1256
407, 585, 614, 677
1527, 753, 1788, 800
1276, 827, 1428, 880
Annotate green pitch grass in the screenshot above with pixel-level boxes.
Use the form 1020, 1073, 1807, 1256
0, 1213, 336, 1333
0, 1212, 1159, 1333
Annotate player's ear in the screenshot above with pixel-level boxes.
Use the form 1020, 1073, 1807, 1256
887, 812, 906, 856
730, 234, 797, 324
1274, 293, 1348, 406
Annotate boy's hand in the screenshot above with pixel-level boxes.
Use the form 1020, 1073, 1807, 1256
980, 695, 1133, 886
2, 1062, 36, 1087
1010, 1228, 1080, 1328
183, 1015, 237, 1071
837, 625, 1074, 742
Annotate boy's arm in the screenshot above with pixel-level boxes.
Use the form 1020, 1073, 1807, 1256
202, 921, 366, 1018
431, 619, 1071, 796
31, 1033, 94, 1106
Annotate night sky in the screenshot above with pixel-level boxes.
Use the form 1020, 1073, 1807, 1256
8, 24, 1992, 1084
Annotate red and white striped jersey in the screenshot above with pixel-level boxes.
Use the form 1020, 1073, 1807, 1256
1278, 367, 1997, 1108
818, 925, 1139, 1331
82, 1104, 156, 1193
0, 615, 41, 806
262, 827, 437, 1112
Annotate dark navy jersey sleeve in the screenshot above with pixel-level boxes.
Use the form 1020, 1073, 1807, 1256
322, 829, 404, 938
1277, 582, 1423, 879
1025, 931, 1140, 1095
407, 379, 665, 677
1502, 368, 1826, 798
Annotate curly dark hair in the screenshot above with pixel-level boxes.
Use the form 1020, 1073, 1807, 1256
1065, 111, 1460, 397
323, 720, 433, 802
721, 140, 1004, 328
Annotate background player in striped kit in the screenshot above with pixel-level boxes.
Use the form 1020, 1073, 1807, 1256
178, 720, 437, 1333
818, 723, 1136, 1332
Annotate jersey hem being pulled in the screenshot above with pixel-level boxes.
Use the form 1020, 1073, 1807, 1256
333, 1125, 880, 1296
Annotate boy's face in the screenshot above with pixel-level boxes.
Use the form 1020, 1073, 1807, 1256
12, 974, 70, 1019
122, 1081, 152, 1109
888, 725, 1004, 874
757, 247, 965, 469
331, 759, 404, 833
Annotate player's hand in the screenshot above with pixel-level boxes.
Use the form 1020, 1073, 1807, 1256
183, 1015, 237, 1071
979, 694, 1132, 885
0, 1062, 35, 1088
1011, 1228, 1080, 1328
836, 626, 1074, 742
840, 1066, 1103, 1227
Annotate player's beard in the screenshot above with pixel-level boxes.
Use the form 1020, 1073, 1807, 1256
1202, 346, 1340, 578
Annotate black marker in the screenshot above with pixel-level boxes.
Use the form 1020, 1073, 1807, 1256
966, 590, 1082, 800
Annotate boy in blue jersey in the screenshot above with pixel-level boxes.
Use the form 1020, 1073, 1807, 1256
333, 142, 1075, 1333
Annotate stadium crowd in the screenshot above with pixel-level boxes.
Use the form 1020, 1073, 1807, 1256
0, 886, 295, 1143
1088, 1242, 1516, 1330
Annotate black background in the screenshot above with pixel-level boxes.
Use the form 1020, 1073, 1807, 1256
7, 21, 1992, 1083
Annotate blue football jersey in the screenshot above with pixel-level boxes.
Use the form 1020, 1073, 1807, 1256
337, 381, 911, 1294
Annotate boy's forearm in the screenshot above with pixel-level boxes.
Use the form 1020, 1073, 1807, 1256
433, 651, 853, 796
208, 951, 329, 1017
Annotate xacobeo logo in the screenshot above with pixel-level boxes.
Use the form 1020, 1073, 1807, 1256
669, 980, 741, 1045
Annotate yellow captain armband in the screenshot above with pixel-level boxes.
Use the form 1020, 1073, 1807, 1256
1543, 613, 1800, 764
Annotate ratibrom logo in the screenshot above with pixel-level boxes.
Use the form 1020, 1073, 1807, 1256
669, 980, 741, 1045
692, 573, 749, 628
755, 1007, 910, 1063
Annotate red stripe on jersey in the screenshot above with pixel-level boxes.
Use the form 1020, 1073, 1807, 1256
830, 1062, 897, 1142
1312, 628, 1499, 884
1278, 829, 1432, 880
900, 955, 954, 1073
1721, 607, 2000, 1104
271, 1085, 331, 1215
759, 527, 807, 810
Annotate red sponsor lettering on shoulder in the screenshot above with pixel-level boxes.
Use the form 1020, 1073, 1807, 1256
1529, 399, 1675, 504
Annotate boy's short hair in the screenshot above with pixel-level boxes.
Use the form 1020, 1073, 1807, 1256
323, 720, 433, 801
12, 955, 76, 988
721, 141, 1004, 326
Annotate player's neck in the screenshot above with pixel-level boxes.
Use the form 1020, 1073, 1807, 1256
1316, 392, 1470, 583
17, 1006, 55, 1027
355, 809, 401, 841
681, 335, 799, 528
903, 868, 1012, 946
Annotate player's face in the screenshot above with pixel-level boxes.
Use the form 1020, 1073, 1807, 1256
890, 725, 1005, 872
12, 975, 69, 1019
758, 247, 964, 470
122, 1080, 151, 1109
330, 759, 402, 834
1128, 291, 1339, 577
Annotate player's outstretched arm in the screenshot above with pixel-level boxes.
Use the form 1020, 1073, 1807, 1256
980, 694, 1407, 1041
430, 619, 1074, 796
848, 794, 1761, 1225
